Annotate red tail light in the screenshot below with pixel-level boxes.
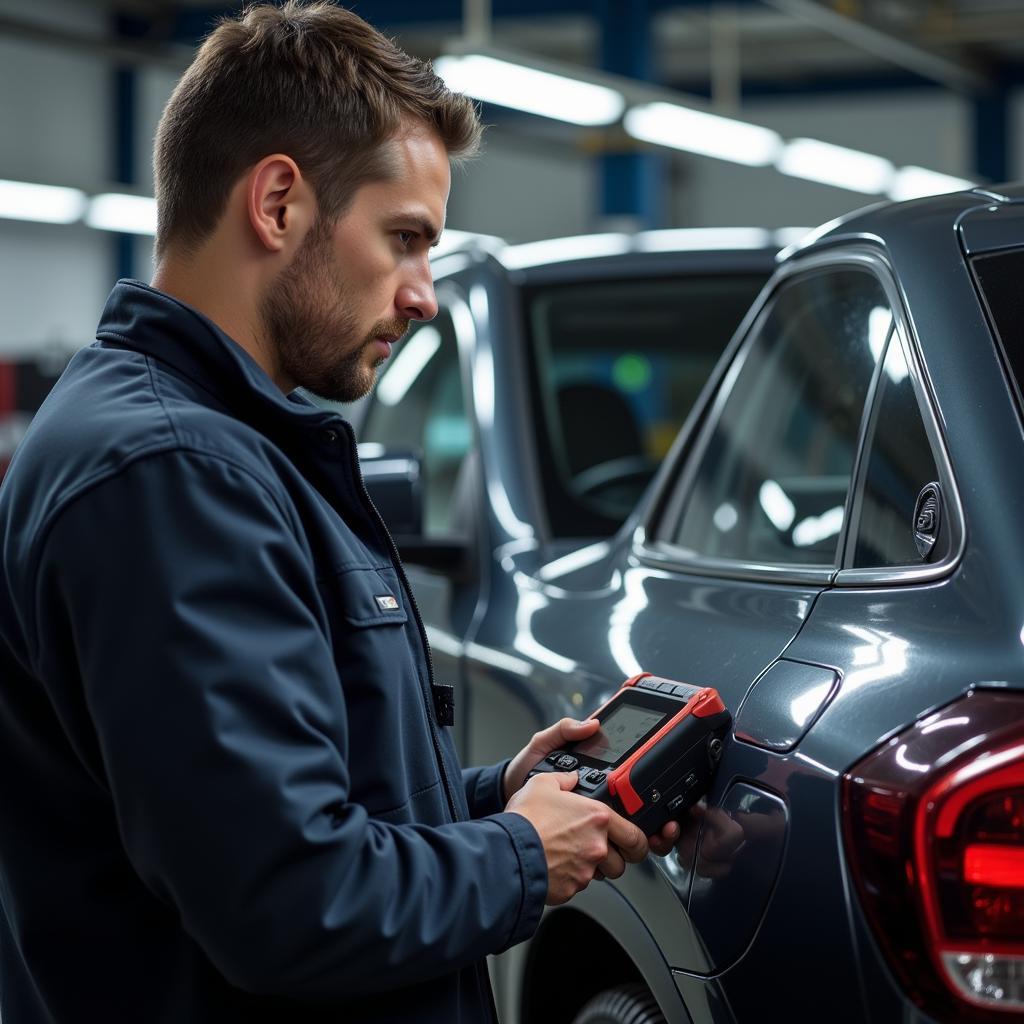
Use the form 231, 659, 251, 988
843, 689, 1024, 1020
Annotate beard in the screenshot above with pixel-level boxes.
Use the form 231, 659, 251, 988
260, 219, 409, 403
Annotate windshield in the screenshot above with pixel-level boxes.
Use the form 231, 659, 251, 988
524, 272, 768, 538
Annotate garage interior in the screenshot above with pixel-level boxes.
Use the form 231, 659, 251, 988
2, 0, 1022, 364
2, 4, 1024, 1024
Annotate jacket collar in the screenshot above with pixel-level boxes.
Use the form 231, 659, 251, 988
95, 279, 339, 434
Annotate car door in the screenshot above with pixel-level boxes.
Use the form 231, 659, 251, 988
636, 249, 964, 1022
618, 258, 895, 985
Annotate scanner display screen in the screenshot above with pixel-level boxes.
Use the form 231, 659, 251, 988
575, 704, 667, 765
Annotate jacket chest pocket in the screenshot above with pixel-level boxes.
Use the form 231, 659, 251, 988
317, 566, 439, 818
329, 565, 409, 628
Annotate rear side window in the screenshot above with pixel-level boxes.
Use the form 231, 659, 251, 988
666, 269, 888, 568
972, 247, 1024, 419
526, 273, 767, 538
850, 328, 943, 567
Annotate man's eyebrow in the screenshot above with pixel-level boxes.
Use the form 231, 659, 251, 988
394, 214, 441, 246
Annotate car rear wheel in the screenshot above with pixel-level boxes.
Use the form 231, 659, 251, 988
571, 983, 667, 1024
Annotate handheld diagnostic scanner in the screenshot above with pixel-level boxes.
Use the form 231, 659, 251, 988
527, 674, 731, 836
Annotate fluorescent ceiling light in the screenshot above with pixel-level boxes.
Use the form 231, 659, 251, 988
624, 102, 782, 167
0, 179, 86, 225
500, 233, 631, 269
85, 193, 157, 235
636, 227, 773, 251
889, 166, 976, 201
778, 138, 894, 194
434, 54, 624, 126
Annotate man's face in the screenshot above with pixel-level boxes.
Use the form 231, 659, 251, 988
261, 124, 450, 402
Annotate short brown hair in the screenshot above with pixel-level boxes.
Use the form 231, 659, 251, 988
153, 1, 481, 259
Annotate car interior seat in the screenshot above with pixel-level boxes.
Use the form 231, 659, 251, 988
555, 381, 645, 479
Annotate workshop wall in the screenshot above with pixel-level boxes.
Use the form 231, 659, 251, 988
0, 0, 1015, 358
673, 89, 971, 229
0, 0, 110, 356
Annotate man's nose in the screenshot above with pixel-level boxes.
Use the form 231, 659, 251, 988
396, 264, 438, 322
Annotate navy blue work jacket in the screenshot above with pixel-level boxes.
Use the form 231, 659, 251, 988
0, 280, 547, 1023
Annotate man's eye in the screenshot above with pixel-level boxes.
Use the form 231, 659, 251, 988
397, 230, 415, 247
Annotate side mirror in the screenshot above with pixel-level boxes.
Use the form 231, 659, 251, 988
358, 445, 424, 537
358, 445, 471, 575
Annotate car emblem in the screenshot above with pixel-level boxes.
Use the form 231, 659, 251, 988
912, 482, 942, 559
375, 595, 399, 611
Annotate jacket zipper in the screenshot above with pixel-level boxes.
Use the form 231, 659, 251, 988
337, 420, 461, 825
362, 485, 499, 1024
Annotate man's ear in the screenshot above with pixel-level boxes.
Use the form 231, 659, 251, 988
246, 154, 315, 253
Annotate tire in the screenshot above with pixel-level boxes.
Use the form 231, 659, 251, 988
571, 982, 667, 1024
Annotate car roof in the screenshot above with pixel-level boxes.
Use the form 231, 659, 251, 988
430, 227, 791, 283
780, 182, 1024, 263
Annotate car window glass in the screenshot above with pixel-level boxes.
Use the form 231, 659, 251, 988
971, 247, 1024, 423
360, 312, 471, 536
668, 269, 888, 567
851, 330, 941, 567
526, 273, 768, 538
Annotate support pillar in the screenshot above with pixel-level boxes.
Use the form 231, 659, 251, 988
973, 77, 1010, 185
112, 62, 136, 281
597, 0, 664, 229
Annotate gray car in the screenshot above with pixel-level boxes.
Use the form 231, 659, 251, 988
355, 200, 1024, 1023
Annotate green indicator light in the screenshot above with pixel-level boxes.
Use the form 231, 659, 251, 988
613, 354, 652, 393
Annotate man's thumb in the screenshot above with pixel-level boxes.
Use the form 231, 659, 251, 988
564, 717, 600, 737
553, 770, 579, 791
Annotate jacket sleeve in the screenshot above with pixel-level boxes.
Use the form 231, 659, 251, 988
463, 762, 511, 819
32, 449, 547, 1000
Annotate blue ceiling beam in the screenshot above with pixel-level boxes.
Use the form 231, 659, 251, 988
672, 69, 949, 100
162, 0, 763, 45
973, 70, 1011, 183
111, 12, 143, 283
598, 0, 664, 229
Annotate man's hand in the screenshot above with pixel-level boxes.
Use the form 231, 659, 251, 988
648, 819, 682, 858
503, 716, 680, 884
506, 771, 648, 905
503, 717, 602, 803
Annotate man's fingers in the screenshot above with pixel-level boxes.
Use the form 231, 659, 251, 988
607, 813, 647, 862
547, 717, 600, 747
552, 769, 579, 792
648, 820, 680, 857
598, 846, 627, 880
564, 715, 600, 734
533, 717, 598, 750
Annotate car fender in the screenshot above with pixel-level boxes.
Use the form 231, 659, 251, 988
506, 867, 703, 1024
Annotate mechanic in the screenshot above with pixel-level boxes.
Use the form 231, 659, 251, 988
0, 4, 680, 1022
